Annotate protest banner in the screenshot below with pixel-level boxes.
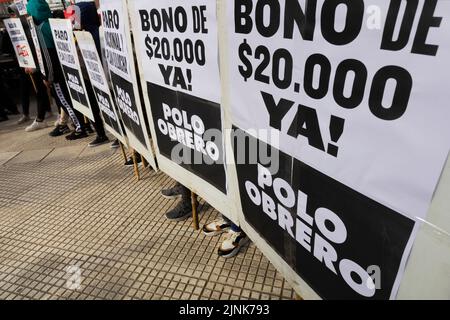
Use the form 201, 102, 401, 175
49, 18, 94, 121
4, 17, 36, 69
27, 16, 45, 77
100, 0, 157, 170
128, 0, 232, 216
223, 0, 450, 299
14, 0, 28, 16
74, 31, 127, 146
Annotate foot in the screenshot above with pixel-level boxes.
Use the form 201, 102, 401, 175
25, 120, 48, 132
161, 184, 185, 200
85, 124, 94, 134
202, 218, 232, 237
88, 136, 110, 147
110, 139, 120, 149
124, 154, 142, 166
65, 130, 88, 140
49, 124, 70, 137
165, 199, 198, 222
218, 230, 249, 258
17, 114, 30, 124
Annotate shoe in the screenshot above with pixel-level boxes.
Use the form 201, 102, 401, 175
218, 230, 249, 258
88, 136, 110, 147
65, 130, 88, 140
49, 124, 70, 137
165, 199, 198, 221
110, 139, 120, 149
202, 219, 232, 237
25, 120, 48, 132
161, 184, 185, 200
17, 114, 30, 124
124, 154, 142, 166
85, 124, 94, 134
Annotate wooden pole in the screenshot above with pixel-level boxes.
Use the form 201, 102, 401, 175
29, 74, 37, 93
191, 191, 199, 230
131, 149, 140, 181
119, 142, 127, 162
142, 157, 147, 168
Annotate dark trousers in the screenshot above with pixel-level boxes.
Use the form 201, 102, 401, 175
52, 81, 85, 132
85, 79, 106, 138
22, 72, 51, 121
0, 80, 16, 115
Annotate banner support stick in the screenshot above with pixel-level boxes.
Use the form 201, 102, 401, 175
29, 74, 37, 93
131, 149, 140, 181
192, 191, 199, 230
119, 142, 127, 162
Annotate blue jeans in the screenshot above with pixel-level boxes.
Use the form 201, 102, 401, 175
222, 215, 241, 232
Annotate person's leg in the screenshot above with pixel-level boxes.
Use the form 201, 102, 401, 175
19, 72, 31, 121
52, 81, 87, 140
202, 214, 232, 236
34, 74, 50, 122
85, 82, 109, 147
0, 84, 10, 121
165, 184, 197, 221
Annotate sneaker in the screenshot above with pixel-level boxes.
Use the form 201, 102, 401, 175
165, 199, 197, 221
110, 139, 120, 149
161, 184, 185, 200
218, 230, 249, 258
17, 114, 30, 124
124, 154, 142, 166
49, 124, 70, 137
202, 219, 232, 237
65, 130, 88, 140
25, 120, 48, 132
88, 136, 110, 147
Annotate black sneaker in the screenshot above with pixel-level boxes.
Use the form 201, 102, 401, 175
165, 199, 198, 221
161, 184, 186, 200
88, 136, 110, 147
65, 130, 88, 141
110, 139, 120, 149
49, 124, 70, 137
218, 231, 250, 258
124, 154, 142, 166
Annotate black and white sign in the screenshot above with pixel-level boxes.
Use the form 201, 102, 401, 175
27, 17, 45, 77
226, 0, 450, 299
4, 18, 36, 69
129, 0, 227, 197
75, 31, 127, 146
100, 0, 156, 169
49, 18, 94, 121
233, 128, 415, 299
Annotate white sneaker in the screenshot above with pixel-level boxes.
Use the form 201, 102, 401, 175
202, 218, 231, 237
218, 230, 249, 258
25, 120, 48, 132
17, 114, 30, 124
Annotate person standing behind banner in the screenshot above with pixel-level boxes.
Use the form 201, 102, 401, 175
161, 184, 249, 258
67, 2, 109, 147
27, 0, 88, 140
7, 3, 52, 130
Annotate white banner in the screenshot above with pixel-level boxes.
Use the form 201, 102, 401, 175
4, 18, 36, 69
100, 0, 157, 170
128, 0, 232, 217
225, 0, 450, 300
75, 31, 128, 146
49, 18, 94, 121
27, 17, 45, 77
14, 0, 28, 16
